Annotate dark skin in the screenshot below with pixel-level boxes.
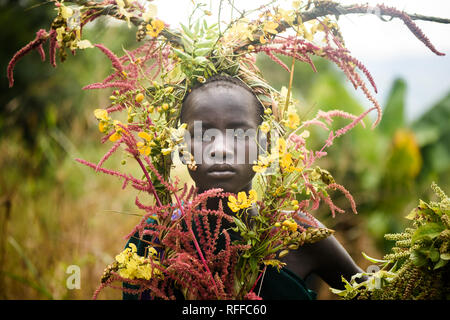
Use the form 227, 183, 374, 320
180, 81, 363, 291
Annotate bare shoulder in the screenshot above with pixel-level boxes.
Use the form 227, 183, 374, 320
281, 211, 363, 289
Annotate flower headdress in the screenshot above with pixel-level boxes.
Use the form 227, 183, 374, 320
8, 0, 446, 300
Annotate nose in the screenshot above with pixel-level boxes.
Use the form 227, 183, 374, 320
205, 131, 234, 164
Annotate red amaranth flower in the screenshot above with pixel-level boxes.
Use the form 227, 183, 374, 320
94, 43, 124, 72
7, 29, 49, 87
377, 4, 445, 56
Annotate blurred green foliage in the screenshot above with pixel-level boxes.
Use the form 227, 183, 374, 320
0, 0, 141, 299
0, 1, 448, 299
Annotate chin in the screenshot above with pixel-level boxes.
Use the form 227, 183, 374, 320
197, 182, 237, 194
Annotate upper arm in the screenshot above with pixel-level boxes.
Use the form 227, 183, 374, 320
294, 212, 363, 289
301, 234, 363, 289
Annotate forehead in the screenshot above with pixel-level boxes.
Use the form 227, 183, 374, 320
182, 83, 260, 128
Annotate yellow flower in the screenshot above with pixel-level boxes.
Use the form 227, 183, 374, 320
98, 121, 108, 133
280, 153, 294, 172
277, 137, 287, 155
287, 109, 300, 129
115, 243, 162, 280
161, 148, 172, 155
137, 131, 153, 156
94, 108, 110, 133
252, 155, 270, 173
135, 93, 145, 103
228, 20, 255, 42
252, 163, 267, 173
55, 26, 66, 43
137, 264, 153, 280
94, 109, 109, 121
228, 189, 258, 212
138, 131, 153, 142
260, 121, 270, 134
109, 120, 126, 142
282, 219, 298, 232
248, 189, 258, 203
259, 35, 267, 44
129, 243, 137, 253
263, 21, 279, 34
146, 19, 164, 38
109, 132, 121, 142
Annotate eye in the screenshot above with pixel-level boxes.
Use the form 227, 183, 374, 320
203, 130, 213, 140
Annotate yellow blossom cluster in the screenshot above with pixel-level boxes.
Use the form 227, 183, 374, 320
274, 218, 299, 232
281, 218, 298, 232
115, 243, 162, 280
137, 131, 155, 156
109, 120, 127, 142
93, 109, 128, 142
228, 190, 258, 212
55, 3, 93, 51
253, 138, 303, 174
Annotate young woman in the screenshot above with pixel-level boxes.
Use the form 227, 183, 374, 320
124, 74, 364, 300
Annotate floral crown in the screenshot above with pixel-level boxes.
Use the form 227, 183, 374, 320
8, 0, 446, 301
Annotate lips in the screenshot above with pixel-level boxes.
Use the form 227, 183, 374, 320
206, 164, 236, 179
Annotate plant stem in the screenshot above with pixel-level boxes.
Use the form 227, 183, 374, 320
284, 55, 296, 112
135, 155, 163, 207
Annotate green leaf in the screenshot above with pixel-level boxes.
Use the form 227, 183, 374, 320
410, 250, 428, 267
181, 37, 194, 54
329, 287, 347, 297
172, 48, 192, 61
233, 217, 247, 232
207, 60, 217, 73
441, 253, 450, 260
193, 47, 212, 57
434, 259, 448, 270
193, 56, 208, 65
411, 222, 445, 244
362, 252, 389, 264
405, 208, 418, 220
429, 248, 440, 262
196, 39, 216, 49
180, 23, 195, 40
193, 19, 201, 35
378, 78, 406, 137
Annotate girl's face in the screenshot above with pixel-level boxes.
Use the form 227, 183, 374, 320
181, 83, 261, 194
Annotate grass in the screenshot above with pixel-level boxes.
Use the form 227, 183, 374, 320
0, 126, 147, 299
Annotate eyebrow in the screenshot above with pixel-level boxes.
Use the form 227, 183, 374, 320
226, 121, 254, 129
188, 121, 254, 130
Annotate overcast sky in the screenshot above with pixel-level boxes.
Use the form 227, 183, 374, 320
154, 0, 450, 121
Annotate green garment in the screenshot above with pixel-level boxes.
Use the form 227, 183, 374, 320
122, 218, 316, 300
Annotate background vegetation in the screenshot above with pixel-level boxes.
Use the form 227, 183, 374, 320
1, 1, 448, 299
